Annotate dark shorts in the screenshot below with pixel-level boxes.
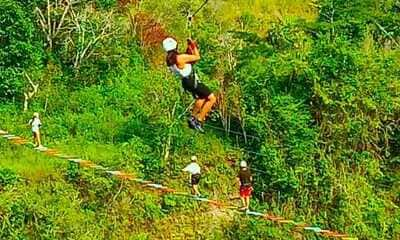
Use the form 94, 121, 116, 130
191, 174, 201, 185
240, 185, 253, 198
182, 77, 212, 99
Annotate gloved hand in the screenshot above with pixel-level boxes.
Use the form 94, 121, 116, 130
186, 39, 198, 64
187, 38, 197, 47
186, 38, 198, 55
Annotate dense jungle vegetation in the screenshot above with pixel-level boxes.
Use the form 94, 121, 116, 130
0, 0, 399, 239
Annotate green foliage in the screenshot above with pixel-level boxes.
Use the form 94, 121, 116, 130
66, 162, 80, 183
229, 4, 399, 238
0, 168, 19, 190
318, 0, 400, 46
225, 217, 295, 240
95, 0, 117, 10
0, 0, 44, 101
0, 0, 399, 239
161, 194, 199, 213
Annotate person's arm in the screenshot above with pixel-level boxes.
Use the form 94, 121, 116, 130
177, 54, 200, 65
183, 165, 191, 183
183, 163, 192, 172
187, 39, 200, 57
177, 40, 200, 65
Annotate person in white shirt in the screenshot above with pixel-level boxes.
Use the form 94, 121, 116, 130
183, 155, 201, 196
28, 112, 42, 148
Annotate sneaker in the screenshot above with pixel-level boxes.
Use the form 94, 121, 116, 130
195, 193, 202, 198
35, 145, 47, 151
239, 207, 248, 211
187, 116, 197, 129
193, 119, 205, 133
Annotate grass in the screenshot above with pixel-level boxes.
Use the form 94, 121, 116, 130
0, 141, 65, 182
0, 104, 359, 238
0, 133, 296, 239
0, 106, 305, 239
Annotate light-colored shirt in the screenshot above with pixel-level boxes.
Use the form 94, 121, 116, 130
29, 118, 41, 133
183, 162, 201, 175
169, 64, 192, 78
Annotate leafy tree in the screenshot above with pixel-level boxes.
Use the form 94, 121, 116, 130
0, 0, 44, 101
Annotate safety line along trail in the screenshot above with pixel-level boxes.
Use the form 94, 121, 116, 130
0, 129, 357, 240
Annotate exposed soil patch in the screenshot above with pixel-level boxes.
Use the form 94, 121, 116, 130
135, 12, 169, 48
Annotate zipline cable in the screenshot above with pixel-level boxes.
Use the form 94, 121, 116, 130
187, 0, 209, 38
190, 0, 209, 18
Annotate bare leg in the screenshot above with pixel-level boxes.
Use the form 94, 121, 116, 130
197, 94, 216, 122
33, 132, 37, 147
245, 197, 250, 210
193, 184, 200, 196
240, 197, 246, 210
192, 99, 205, 118
36, 131, 42, 147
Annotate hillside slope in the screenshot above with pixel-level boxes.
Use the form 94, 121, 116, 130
0, 0, 399, 239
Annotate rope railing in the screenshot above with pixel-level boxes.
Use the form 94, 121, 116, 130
0, 129, 357, 240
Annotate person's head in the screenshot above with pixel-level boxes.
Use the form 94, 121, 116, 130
33, 112, 39, 118
191, 155, 197, 162
163, 37, 177, 52
240, 160, 247, 169
163, 37, 178, 66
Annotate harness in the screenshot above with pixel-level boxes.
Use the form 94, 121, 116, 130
181, 65, 201, 99
185, 65, 198, 89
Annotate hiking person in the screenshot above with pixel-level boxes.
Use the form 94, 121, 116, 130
183, 155, 202, 196
237, 160, 253, 211
28, 112, 43, 148
163, 37, 216, 132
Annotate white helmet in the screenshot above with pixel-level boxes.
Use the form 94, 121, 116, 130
191, 155, 197, 161
240, 160, 247, 168
162, 37, 177, 52
33, 112, 39, 118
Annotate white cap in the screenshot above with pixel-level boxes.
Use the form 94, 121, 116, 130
33, 112, 39, 118
240, 160, 247, 168
191, 155, 197, 161
162, 37, 177, 52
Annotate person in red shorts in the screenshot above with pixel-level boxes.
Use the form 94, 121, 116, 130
237, 160, 253, 211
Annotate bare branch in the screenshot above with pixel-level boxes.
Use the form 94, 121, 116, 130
55, 0, 71, 37
35, 7, 48, 32
23, 73, 39, 112
71, 10, 114, 68
374, 20, 400, 48
47, 0, 51, 37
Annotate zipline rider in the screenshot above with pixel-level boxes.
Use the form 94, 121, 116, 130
163, 37, 216, 132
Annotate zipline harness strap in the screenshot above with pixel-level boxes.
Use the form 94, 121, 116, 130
185, 0, 208, 94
